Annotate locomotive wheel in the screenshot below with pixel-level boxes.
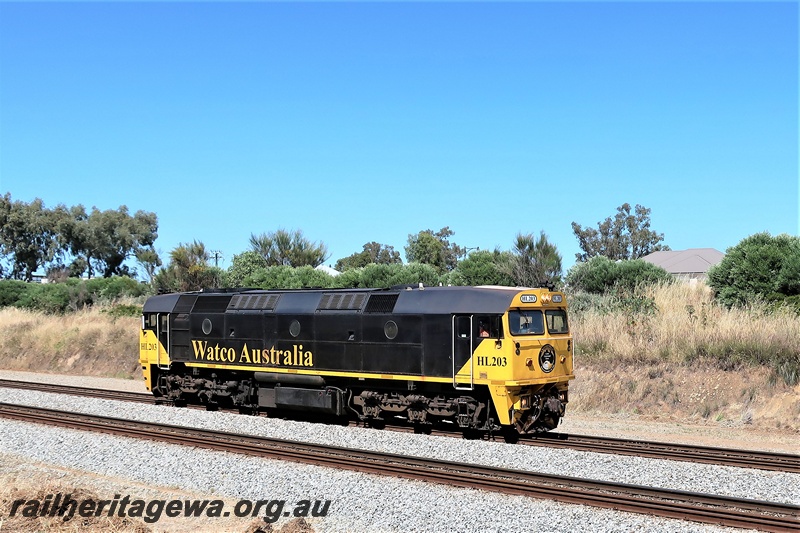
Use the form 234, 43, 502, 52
501, 427, 520, 444
462, 429, 482, 440
367, 419, 386, 430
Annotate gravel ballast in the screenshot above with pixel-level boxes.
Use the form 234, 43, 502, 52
1, 417, 739, 533
1, 384, 797, 532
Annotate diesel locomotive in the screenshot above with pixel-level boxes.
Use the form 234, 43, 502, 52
139, 285, 574, 440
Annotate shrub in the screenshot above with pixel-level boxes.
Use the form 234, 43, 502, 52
227, 251, 269, 287
565, 256, 672, 294
243, 265, 336, 289
0, 276, 151, 313
101, 304, 142, 319
447, 250, 514, 286
15, 283, 74, 314
334, 263, 443, 289
708, 232, 800, 308
0, 280, 29, 307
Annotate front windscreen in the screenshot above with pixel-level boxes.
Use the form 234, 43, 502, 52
545, 309, 569, 334
508, 310, 544, 335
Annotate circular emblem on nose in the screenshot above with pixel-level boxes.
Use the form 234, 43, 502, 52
539, 344, 556, 373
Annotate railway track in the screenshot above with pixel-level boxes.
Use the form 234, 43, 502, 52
523, 432, 800, 474
0, 402, 797, 532
1, 378, 799, 474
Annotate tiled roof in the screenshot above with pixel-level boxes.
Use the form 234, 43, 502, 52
640, 248, 724, 274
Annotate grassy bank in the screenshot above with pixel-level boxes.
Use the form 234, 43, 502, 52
572, 282, 800, 386
0, 307, 140, 378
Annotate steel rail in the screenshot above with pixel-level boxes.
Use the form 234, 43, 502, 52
0, 379, 151, 403
1, 378, 798, 474
523, 432, 800, 474
0, 402, 797, 532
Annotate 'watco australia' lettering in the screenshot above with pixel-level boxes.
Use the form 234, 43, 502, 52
191, 340, 313, 367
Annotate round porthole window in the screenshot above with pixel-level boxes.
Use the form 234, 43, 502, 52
384, 320, 398, 340
289, 320, 301, 337
202, 318, 213, 335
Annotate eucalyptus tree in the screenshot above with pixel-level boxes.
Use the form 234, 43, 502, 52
335, 241, 402, 271
0, 194, 61, 281
404, 227, 464, 273
571, 203, 668, 262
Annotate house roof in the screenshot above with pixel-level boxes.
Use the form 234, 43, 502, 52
640, 248, 724, 274
315, 264, 341, 277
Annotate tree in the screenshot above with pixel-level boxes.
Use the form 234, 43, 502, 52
499, 232, 563, 288
86, 206, 158, 277
448, 249, 514, 286
404, 227, 464, 273
52, 203, 92, 277
249, 229, 329, 268
0, 195, 61, 281
154, 240, 221, 292
335, 242, 402, 271
227, 251, 269, 287
707, 232, 800, 308
135, 247, 162, 283
571, 203, 669, 262
52, 204, 158, 278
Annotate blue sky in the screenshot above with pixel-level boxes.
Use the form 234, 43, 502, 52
1, 1, 797, 274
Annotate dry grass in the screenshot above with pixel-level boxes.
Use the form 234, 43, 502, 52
570, 282, 800, 430
573, 282, 800, 385
0, 307, 140, 379
0, 475, 151, 532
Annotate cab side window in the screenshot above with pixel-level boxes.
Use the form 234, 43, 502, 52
476, 316, 502, 338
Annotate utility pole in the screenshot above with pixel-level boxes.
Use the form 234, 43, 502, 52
210, 250, 224, 268
462, 246, 480, 259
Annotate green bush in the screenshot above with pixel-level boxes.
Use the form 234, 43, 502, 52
335, 263, 442, 289
708, 232, 800, 308
0, 280, 30, 307
85, 276, 149, 301
0, 276, 152, 313
227, 251, 269, 287
447, 250, 514, 286
565, 256, 672, 294
101, 303, 143, 319
243, 265, 336, 289
15, 283, 74, 313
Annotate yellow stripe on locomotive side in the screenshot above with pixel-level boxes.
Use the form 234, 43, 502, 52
181, 360, 573, 387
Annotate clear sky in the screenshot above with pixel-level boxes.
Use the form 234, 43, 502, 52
1, 1, 797, 274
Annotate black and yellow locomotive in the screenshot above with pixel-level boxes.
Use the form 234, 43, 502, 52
140, 285, 574, 440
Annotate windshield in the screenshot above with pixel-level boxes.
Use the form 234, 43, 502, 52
508, 310, 544, 335
545, 309, 569, 334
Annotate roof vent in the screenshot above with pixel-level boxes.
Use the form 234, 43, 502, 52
364, 293, 399, 314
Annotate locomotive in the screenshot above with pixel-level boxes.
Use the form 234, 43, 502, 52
139, 285, 574, 441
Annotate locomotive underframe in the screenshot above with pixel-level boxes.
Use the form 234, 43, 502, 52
150, 364, 565, 435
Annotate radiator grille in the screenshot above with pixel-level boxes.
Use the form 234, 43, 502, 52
317, 293, 367, 311
227, 293, 281, 311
